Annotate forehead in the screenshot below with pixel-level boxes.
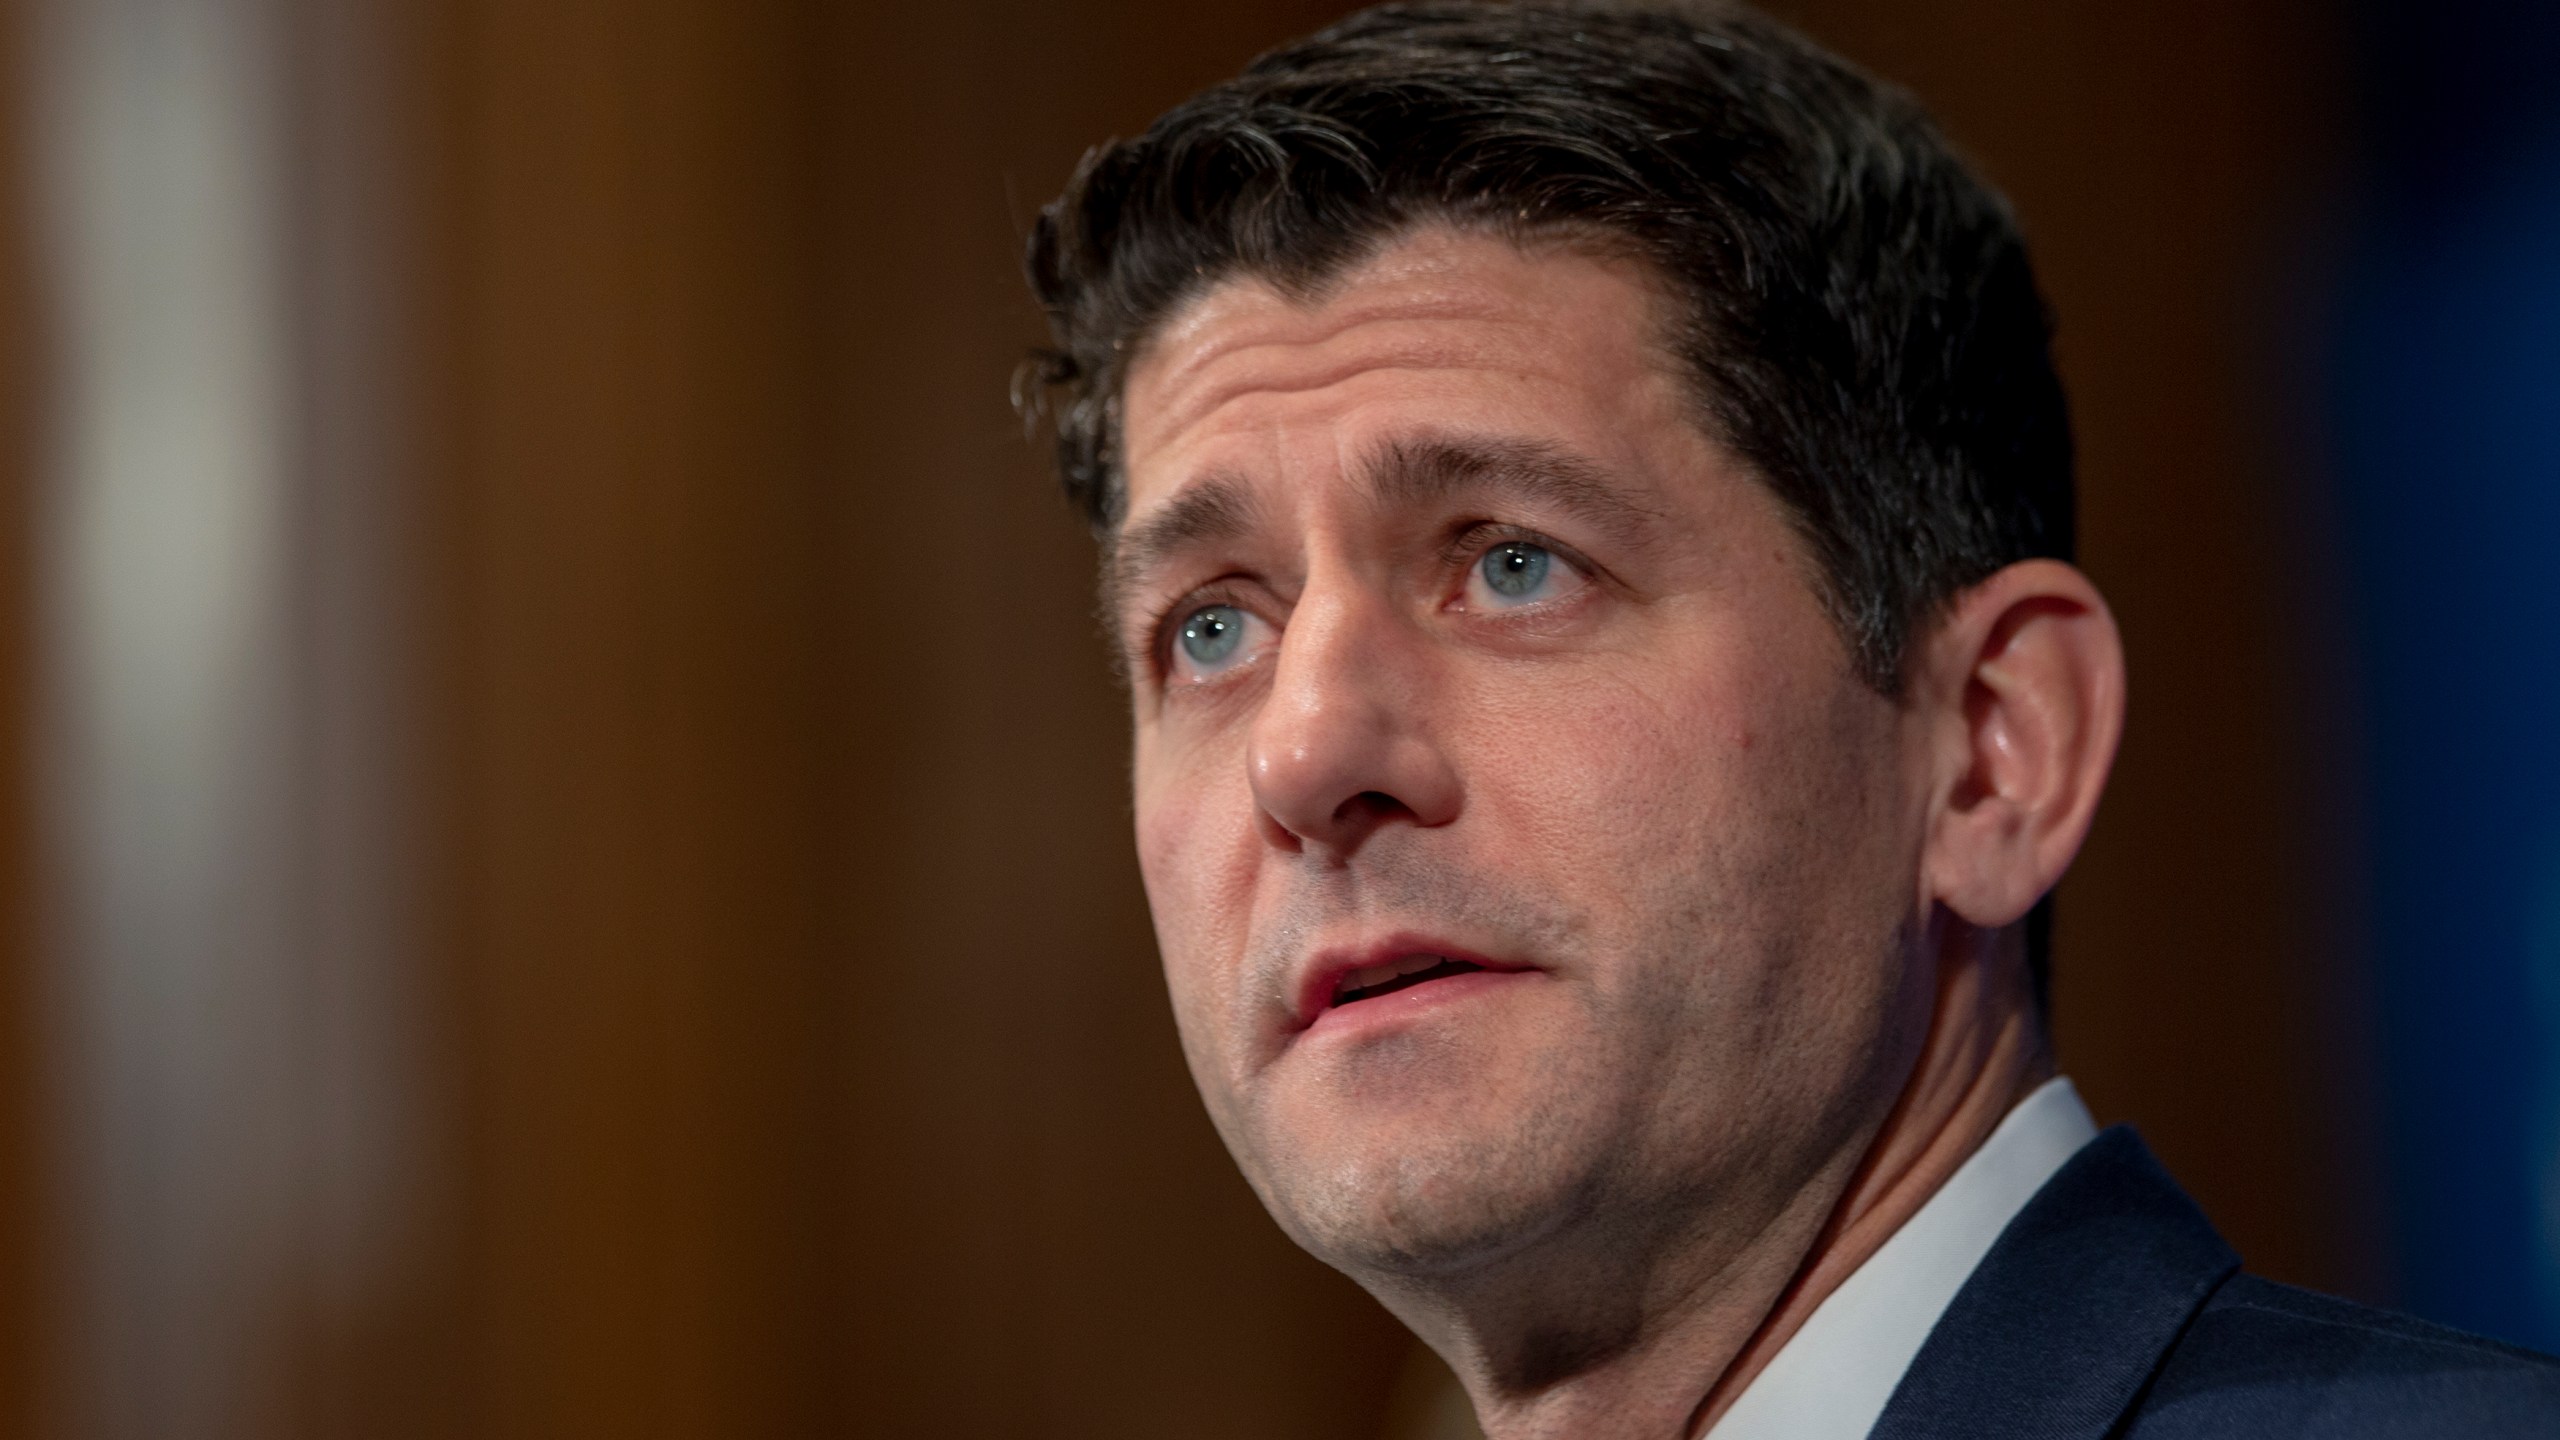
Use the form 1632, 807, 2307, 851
1119, 229, 1692, 518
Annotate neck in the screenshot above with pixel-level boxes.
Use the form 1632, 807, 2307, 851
1409, 921, 2052, 1440
1685, 923, 2051, 1434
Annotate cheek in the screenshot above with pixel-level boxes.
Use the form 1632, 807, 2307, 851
1452, 619, 1887, 934
1460, 647, 1766, 864
1133, 735, 1259, 1023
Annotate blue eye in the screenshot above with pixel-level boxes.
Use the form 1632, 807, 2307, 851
1480, 542, 1553, 600
1178, 604, 1249, 670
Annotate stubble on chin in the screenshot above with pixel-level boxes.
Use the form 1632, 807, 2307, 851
1251, 1017, 1610, 1278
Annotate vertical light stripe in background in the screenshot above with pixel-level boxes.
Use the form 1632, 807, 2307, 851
23, 0, 423, 1434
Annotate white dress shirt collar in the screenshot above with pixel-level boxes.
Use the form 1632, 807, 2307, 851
1702, 1076, 2100, 1440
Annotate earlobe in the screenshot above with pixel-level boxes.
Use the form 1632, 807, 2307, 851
1919, 559, 2126, 930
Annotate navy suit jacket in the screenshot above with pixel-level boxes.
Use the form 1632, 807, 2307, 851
1868, 1127, 2560, 1438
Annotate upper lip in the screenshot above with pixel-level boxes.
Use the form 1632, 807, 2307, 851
1288, 930, 1530, 1032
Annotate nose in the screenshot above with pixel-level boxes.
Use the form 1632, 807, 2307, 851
1247, 586, 1461, 859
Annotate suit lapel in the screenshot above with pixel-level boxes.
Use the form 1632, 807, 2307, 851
1865, 1127, 2239, 1440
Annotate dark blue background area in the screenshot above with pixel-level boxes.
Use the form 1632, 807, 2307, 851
2328, 0, 2560, 1349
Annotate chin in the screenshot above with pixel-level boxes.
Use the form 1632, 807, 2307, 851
1249, 1100, 1605, 1281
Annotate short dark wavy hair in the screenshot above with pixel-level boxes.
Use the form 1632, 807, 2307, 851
1022, 0, 2073, 697
1020, 0, 2072, 994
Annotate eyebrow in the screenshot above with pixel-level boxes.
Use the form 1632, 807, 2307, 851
1360, 434, 1664, 550
1103, 468, 1262, 629
1102, 433, 1664, 632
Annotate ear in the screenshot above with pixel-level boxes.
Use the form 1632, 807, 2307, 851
1915, 559, 2126, 930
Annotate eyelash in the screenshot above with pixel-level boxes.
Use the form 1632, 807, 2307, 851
1139, 522, 1596, 680
1442, 520, 1573, 576
1141, 578, 1256, 681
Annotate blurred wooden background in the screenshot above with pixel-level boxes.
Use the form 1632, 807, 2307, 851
0, 0, 2372, 1436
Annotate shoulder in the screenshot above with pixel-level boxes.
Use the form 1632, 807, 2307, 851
1872, 1126, 2560, 1440
2125, 1274, 2560, 1439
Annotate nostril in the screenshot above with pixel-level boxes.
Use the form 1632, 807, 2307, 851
1332, 790, 1410, 825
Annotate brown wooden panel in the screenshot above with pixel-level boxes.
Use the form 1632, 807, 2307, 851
0, 0, 45, 1429
420, 0, 837, 1434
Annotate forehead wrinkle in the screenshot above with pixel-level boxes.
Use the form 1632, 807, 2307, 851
1135, 320, 1534, 462
1127, 226, 1689, 471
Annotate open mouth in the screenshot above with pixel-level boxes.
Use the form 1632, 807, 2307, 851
1330, 954, 1486, 1008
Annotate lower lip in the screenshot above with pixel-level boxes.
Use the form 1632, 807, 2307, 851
1297, 966, 1539, 1043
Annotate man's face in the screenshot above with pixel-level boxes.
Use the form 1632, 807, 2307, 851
1113, 229, 1939, 1282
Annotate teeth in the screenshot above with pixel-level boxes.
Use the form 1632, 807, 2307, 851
1340, 954, 1447, 996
